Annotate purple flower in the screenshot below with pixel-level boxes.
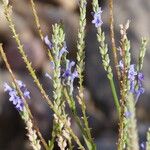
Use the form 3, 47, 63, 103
137, 72, 144, 89
92, 7, 103, 28
140, 142, 146, 150
134, 72, 144, 101
128, 64, 137, 81
16, 80, 31, 100
4, 82, 12, 92
125, 111, 132, 118
138, 72, 144, 82
70, 70, 78, 83
3, 81, 30, 111
44, 35, 52, 49
62, 60, 78, 94
62, 69, 71, 78
23, 89, 30, 99
50, 61, 55, 70
9, 90, 19, 105
135, 87, 145, 102
16, 100, 24, 112
4, 83, 24, 111
62, 60, 75, 78
59, 43, 68, 59
16, 80, 26, 88
127, 65, 145, 102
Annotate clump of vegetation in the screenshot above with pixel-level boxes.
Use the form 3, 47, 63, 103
0, 0, 149, 149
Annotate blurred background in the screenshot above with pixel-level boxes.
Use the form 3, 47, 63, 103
0, 0, 150, 149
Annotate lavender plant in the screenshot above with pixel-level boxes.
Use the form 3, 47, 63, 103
0, 0, 149, 150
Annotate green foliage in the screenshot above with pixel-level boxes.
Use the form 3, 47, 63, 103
0, 0, 149, 150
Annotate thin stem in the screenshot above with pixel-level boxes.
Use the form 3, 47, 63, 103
109, 77, 121, 116
96, 27, 120, 117
30, 0, 43, 40
63, 88, 88, 138
108, 0, 120, 80
64, 87, 96, 149
76, 1, 95, 148
29, 0, 54, 62
77, 89, 96, 149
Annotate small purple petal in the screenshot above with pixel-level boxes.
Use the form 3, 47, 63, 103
62, 69, 71, 78
45, 73, 52, 80
125, 111, 132, 118
9, 95, 17, 105
44, 35, 52, 49
118, 60, 124, 70
138, 72, 144, 81
68, 61, 75, 70
16, 80, 26, 88
50, 61, 55, 70
63, 60, 76, 78
16, 100, 24, 111
92, 7, 103, 28
3, 81, 30, 112
71, 70, 78, 83
140, 142, 146, 150
62, 59, 78, 94
72, 70, 78, 78
135, 87, 145, 102
9, 90, 17, 97
128, 64, 137, 81
59, 44, 68, 59
4, 82, 12, 92
24, 89, 30, 99
126, 64, 145, 102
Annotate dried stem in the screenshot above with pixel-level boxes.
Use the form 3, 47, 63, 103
30, 0, 43, 40
29, 0, 54, 61
108, 0, 120, 80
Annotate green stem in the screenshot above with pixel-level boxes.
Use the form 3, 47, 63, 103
64, 88, 96, 150
63, 88, 88, 137
109, 77, 120, 116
